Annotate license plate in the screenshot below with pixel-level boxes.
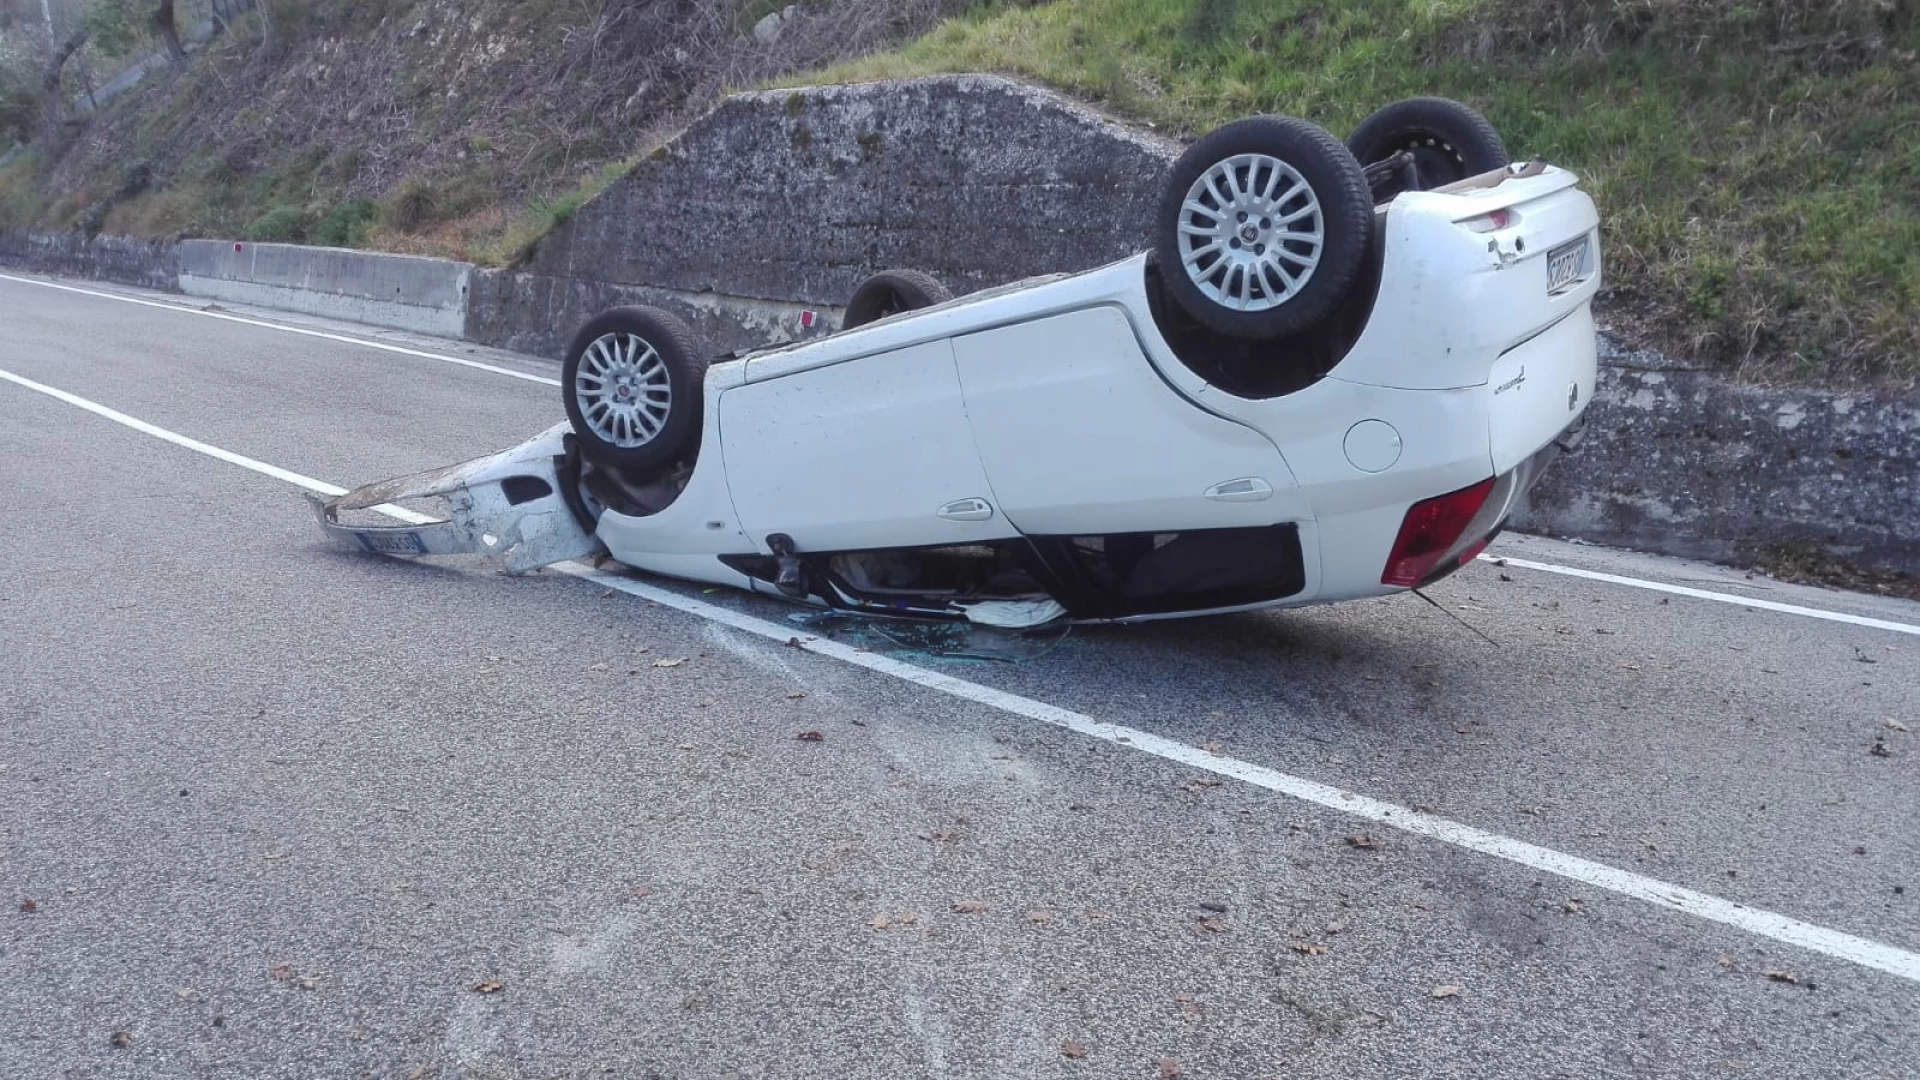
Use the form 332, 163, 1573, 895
1547, 236, 1590, 294
355, 530, 427, 555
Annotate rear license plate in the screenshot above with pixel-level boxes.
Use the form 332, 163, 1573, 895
1546, 236, 1590, 294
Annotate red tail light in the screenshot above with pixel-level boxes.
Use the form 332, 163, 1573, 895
1381, 478, 1497, 587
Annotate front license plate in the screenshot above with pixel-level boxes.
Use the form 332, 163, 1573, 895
1547, 236, 1591, 294
355, 530, 427, 555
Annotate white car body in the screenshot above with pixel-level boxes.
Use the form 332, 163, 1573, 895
316, 162, 1601, 625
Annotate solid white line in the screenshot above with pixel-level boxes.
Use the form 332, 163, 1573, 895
6, 367, 1919, 986
0, 271, 561, 387
11, 266, 1912, 641
0, 368, 430, 524
1481, 553, 1920, 638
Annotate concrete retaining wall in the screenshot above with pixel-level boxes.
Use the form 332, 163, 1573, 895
0, 229, 178, 291
179, 240, 473, 338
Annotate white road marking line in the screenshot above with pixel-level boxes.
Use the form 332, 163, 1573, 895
0, 368, 427, 523
0, 271, 561, 387
1481, 553, 1920, 637
10, 267, 1913, 641
7, 366, 1919, 986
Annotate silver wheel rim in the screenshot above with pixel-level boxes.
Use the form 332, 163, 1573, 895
1175, 153, 1323, 312
574, 332, 671, 448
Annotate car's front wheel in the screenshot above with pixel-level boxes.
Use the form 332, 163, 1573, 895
842, 268, 952, 330
1152, 115, 1374, 341
561, 306, 708, 472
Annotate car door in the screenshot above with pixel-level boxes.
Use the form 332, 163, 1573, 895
718, 338, 1013, 553
951, 305, 1302, 536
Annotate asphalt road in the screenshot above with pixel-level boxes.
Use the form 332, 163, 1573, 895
2, 271, 1917, 1080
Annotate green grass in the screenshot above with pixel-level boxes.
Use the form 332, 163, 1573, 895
813, 0, 1919, 383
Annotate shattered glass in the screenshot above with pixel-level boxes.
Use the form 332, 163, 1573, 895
786, 611, 1071, 663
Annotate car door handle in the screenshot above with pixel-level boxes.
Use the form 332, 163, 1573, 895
1203, 477, 1274, 503
936, 498, 995, 522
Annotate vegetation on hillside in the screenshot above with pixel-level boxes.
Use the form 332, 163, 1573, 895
0, 0, 966, 262
816, 0, 1918, 383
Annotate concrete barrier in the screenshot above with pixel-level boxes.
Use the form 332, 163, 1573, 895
179, 240, 473, 337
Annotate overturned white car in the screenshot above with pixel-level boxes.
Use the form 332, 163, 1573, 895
315, 99, 1601, 627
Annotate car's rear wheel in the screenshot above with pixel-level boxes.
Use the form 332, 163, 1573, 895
842, 269, 952, 330
1153, 115, 1374, 341
561, 306, 708, 472
1347, 97, 1509, 200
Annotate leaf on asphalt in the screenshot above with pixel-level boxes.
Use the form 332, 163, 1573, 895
919, 827, 960, 843
1027, 908, 1053, 925
1158, 1057, 1182, 1078
794, 730, 825, 742
784, 691, 808, 700
1716, 954, 1737, 969
270, 963, 295, 982
1563, 897, 1585, 915
1764, 970, 1799, 985
1291, 942, 1327, 956
952, 899, 988, 914
653, 657, 686, 668
1195, 917, 1225, 933
109, 1031, 132, 1048
1060, 1039, 1087, 1059
1197, 740, 1223, 754
19, 898, 36, 913
1183, 777, 1223, 793
1431, 984, 1461, 999
896, 910, 920, 926
1870, 739, 1893, 757
869, 914, 891, 931
1885, 719, 1910, 732
1345, 834, 1380, 851
675, 742, 695, 751
472, 980, 505, 994
588, 662, 609, 672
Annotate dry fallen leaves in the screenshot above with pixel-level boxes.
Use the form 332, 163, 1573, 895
1870, 740, 1893, 758
1060, 1039, 1087, 1060
1431, 984, 1461, 999
1194, 917, 1225, 933
1183, 777, 1223, 793
1027, 908, 1053, 925
19, 898, 36, 914
952, 899, 988, 914
1563, 898, 1586, 915
1345, 834, 1381, 851
919, 827, 961, 843
109, 1031, 132, 1049
784, 691, 808, 700
794, 730, 825, 742
1716, 954, 1737, 969
1765, 970, 1799, 985
652, 657, 686, 668
1886, 719, 1911, 733
869, 914, 891, 931
270, 963, 295, 982
1158, 1057, 1182, 1078
1291, 942, 1328, 956
472, 980, 505, 994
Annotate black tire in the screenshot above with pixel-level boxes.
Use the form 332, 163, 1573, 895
561, 306, 709, 472
1347, 97, 1509, 198
1153, 115, 1373, 341
842, 269, 952, 330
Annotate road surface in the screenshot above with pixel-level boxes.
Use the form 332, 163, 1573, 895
2, 270, 1916, 1079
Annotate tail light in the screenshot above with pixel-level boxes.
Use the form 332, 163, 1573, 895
1381, 478, 1497, 587
1457, 207, 1519, 233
